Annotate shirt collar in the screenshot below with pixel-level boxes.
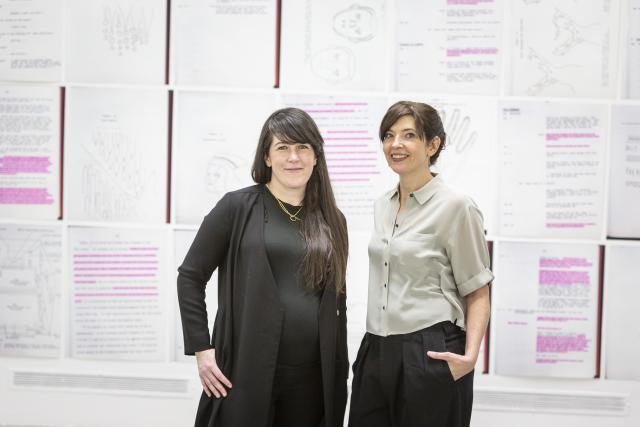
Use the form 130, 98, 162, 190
387, 174, 442, 205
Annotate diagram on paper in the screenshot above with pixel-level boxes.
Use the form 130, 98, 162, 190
281, 0, 386, 90
79, 128, 158, 221
0, 224, 62, 357
102, 3, 155, 56
511, 1, 616, 97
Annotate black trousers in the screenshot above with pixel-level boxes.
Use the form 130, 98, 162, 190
267, 363, 324, 427
348, 321, 474, 427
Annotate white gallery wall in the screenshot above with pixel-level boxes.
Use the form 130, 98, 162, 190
0, 0, 639, 426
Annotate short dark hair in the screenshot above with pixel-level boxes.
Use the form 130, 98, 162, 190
251, 108, 348, 294
379, 101, 447, 164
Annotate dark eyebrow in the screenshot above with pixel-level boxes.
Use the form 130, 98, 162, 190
388, 127, 416, 132
273, 139, 301, 146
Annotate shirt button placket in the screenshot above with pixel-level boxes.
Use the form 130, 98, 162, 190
382, 235, 391, 334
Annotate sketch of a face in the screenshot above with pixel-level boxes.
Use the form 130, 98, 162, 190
333, 4, 377, 42
311, 46, 355, 84
205, 155, 241, 194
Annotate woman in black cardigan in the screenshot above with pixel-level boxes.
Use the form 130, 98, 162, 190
177, 107, 349, 427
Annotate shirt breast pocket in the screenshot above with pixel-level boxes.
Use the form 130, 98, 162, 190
395, 233, 441, 279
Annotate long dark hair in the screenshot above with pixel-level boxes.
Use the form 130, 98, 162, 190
379, 101, 447, 164
251, 108, 348, 294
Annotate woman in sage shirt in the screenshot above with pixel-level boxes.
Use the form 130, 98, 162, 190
349, 101, 493, 427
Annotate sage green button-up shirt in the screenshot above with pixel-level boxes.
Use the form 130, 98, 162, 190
366, 175, 493, 336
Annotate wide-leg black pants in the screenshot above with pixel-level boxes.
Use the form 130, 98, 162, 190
348, 321, 474, 427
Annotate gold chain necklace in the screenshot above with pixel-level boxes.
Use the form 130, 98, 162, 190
266, 185, 303, 222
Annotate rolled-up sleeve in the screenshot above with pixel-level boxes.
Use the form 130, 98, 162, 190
447, 200, 494, 297
177, 193, 232, 355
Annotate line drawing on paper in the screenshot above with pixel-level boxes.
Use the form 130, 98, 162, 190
0, 228, 61, 351
333, 4, 378, 42
102, 3, 155, 55
439, 108, 478, 155
80, 129, 156, 221
433, 107, 480, 182
551, 8, 600, 56
526, 48, 577, 96
516, 2, 611, 96
204, 155, 246, 199
311, 46, 356, 84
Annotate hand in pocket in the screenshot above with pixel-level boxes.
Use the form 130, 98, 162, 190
426, 351, 475, 381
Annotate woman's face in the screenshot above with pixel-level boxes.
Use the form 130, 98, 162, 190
265, 135, 317, 193
382, 115, 435, 178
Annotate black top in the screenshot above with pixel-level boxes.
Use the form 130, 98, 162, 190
177, 185, 348, 426
264, 189, 321, 366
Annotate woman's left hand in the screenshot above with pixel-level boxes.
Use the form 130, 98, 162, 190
426, 351, 476, 381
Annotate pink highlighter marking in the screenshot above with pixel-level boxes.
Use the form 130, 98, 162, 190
539, 270, 590, 285
326, 130, 369, 134
74, 267, 158, 271
447, 47, 498, 57
545, 133, 599, 141
330, 171, 380, 175
73, 254, 157, 258
326, 158, 378, 162
324, 144, 369, 148
74, 273, 156, 277
539, 257, 593, 268
0, 188, 54, 205
329, 165, 378, 169
305, 109, 355, 113
0, 156, 51, 175
74, 293, 159, 297
536, 334, 589, 353
324, 137, 373, 141
74, 261, 159, 264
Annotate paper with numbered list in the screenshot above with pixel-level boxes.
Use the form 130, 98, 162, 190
0, 0, 63, 82
493, 241, 600, 378
64, 86, 168, 223
508, 0, 618, 98
172, 0, 277, 87
0, 85, 60, 220
395, 0, 503, 95
498, 100, 606, 239
69, 226, 167, 361
608, 104, 640, 238
0, 223, 62, 358
280, 0, 387, 91
66, 0, 166, 84
604, 244, 640, 381
172, 90, 277, 225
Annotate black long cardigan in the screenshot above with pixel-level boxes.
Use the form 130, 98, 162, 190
177, 185, 349, 427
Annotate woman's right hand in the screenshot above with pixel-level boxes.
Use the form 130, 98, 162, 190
195, 348, 232, 398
